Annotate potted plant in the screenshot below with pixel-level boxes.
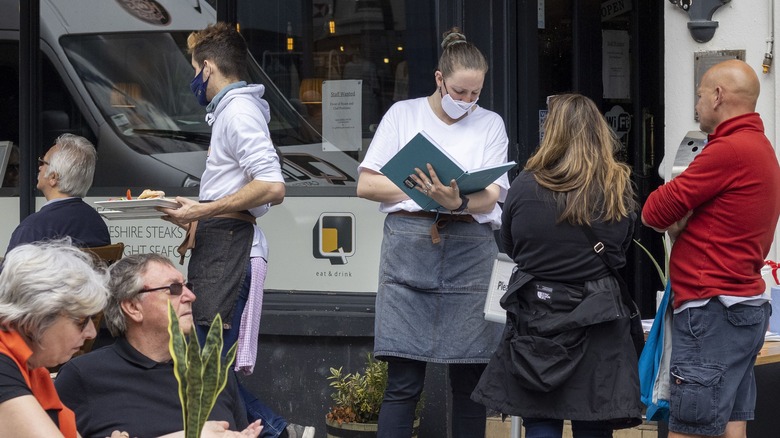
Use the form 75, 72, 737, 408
168, 302, 237, 438
325, 353, 423, 438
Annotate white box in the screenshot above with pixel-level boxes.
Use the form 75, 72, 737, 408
484, 253, 516, 324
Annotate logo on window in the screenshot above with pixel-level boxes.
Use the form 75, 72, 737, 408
115, 0, 171, 26
312, 213, 355, 265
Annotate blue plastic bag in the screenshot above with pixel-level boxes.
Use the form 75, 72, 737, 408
638, 281, 672, 421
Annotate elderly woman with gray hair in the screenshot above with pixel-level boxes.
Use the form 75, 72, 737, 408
0, 240, 108, 438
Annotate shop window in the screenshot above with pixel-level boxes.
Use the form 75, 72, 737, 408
239, 0, 437, 168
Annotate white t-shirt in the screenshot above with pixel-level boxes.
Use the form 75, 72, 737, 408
201, 84, 284, 259
359, 97, 510, 228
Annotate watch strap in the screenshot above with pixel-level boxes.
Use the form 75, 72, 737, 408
453, 193, 469, 212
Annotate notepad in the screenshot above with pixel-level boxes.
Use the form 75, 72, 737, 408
380, 131, 516, 211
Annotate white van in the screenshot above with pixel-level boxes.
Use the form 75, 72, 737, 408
1, 0, 362, 188
0, 0, 385, 295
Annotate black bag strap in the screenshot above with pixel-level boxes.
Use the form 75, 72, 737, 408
580, 226, 639, 318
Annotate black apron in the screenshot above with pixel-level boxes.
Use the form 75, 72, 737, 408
189, 217, 253, 327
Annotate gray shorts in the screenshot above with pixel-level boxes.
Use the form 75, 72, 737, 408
668, 299, 769, 436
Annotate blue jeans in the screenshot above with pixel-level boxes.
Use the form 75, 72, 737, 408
195, 263, 288, 438
239, 382, 288, 438
522, 418, 612, 438
376, 357, 487, 438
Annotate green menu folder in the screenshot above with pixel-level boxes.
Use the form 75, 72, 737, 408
380, 131, 516, 211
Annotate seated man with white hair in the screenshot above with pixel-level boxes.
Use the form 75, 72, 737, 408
55, 253, 261, 438
6, 133, 110, 253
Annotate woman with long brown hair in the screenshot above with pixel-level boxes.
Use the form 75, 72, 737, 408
473, 94, 642, 437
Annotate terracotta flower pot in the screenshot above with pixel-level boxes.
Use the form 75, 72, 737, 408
325, 418, 420, 438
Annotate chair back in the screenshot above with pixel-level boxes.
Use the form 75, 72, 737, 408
77, 243, 125, 356
83, 242, 125, 266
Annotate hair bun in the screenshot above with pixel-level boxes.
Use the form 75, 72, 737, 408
441, 31, 467, 49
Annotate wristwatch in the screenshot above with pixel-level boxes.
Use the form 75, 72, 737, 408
453, 193, 469, 213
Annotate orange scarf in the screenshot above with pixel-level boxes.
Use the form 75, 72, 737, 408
0, 329, 77, 438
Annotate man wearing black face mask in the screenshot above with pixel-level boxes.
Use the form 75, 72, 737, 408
159, 23, 312, 438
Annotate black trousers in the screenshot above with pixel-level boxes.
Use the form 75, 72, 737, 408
377, 357, 487, 438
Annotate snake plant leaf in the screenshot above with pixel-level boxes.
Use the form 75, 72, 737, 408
200, 314, 225, 418
633, 238, 667, 286
215, 341, 238, 407
185, 327, 205, 438
167, 301, 188, 424
201, 313, 223, 364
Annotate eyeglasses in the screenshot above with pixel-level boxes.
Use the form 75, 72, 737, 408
67, 314, 96, 331
37, 157, 50, 166
137, 281, 193, 296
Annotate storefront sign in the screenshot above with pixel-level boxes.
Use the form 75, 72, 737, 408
602, 30, 630, 99
605, 105, 631, 139
601, 0, 632, 21
322, 79, 362, 152
538, 109, 548, 143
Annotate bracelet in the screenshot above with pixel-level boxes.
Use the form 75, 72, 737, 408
452, 193, 469, 213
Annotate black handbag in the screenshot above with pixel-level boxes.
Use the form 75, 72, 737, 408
580, 226, 645, 358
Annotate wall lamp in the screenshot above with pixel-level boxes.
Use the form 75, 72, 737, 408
669, 0, 731, 43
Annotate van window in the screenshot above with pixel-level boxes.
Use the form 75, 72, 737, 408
61, 33, 210, 156
60, 31, 360, 190
0, 43, 19, 147
0, 41, 94, 195
41, 54, 96, 149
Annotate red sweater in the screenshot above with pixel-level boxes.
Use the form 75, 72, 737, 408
643, 113, 780, 308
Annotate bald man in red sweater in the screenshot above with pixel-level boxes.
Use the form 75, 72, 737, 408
643, 60, 780, 438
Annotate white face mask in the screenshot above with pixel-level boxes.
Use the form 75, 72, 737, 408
440, 82, 478, 119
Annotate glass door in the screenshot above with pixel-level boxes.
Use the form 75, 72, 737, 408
516, 0, 665, 315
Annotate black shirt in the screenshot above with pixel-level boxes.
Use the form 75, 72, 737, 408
0, 353, 61, 426
54, 337, 248, 438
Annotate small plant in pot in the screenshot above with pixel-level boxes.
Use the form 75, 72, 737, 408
325, 353, 423, 437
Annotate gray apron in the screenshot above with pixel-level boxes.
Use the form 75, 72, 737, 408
374, 213, 503, 363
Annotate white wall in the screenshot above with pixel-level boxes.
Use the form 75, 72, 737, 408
664, 0, 779, 262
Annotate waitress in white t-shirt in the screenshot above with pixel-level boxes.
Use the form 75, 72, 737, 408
357, 27, 511, 438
